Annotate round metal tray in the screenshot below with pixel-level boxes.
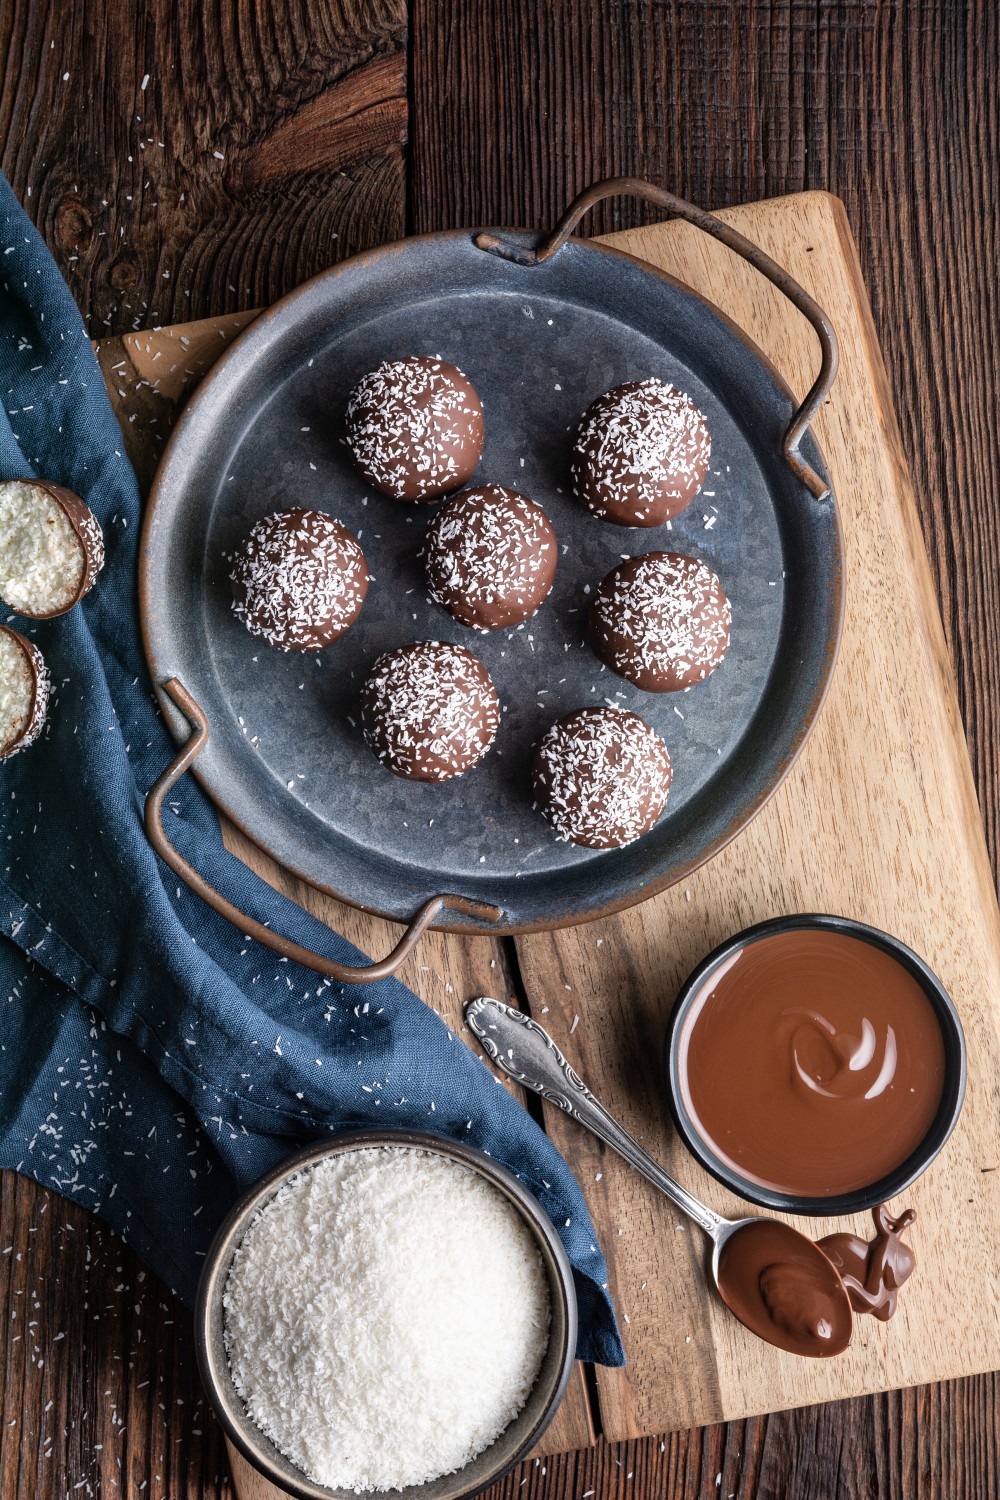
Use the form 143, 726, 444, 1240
141, 178, 843, 979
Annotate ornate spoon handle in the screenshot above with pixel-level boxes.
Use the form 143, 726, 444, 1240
465, 997, 723, 1240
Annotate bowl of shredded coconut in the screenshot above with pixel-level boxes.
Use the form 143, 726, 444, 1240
195, 1130, 577, 1499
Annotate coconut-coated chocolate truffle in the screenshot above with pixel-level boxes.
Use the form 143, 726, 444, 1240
361, 640, 500, 782
231, 509, 368, 651
0, 624, 49, 759
0, 478, 105, 618
571, 379, 711, 526
533, 706, 672, 849
422, 484, 557, 632
588, 551, 730, 692
345, 357, 484, 502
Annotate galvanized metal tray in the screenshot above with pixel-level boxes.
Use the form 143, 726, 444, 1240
141, 178, 843, 982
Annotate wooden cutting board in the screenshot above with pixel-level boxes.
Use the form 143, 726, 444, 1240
98, 190, 1000, 1464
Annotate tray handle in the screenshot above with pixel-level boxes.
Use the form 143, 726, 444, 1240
145, 678, 503, 985
475, 175, 839, 502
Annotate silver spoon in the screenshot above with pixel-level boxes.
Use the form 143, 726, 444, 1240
466, 996, 853, 1357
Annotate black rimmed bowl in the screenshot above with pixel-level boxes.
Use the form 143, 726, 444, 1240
194, 1129, 578, 1500
663, 913, 967, 1216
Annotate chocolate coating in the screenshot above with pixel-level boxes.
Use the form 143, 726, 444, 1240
231, 508, 368, 651
533, 706, 672, 849
0, 478, 105, 619
361, 640, 500, 782
0, 624, 49, 758
345, 356, 484, 502
422, 484, 557, 632
571, 379, 711, 526
588, 550, 730, 691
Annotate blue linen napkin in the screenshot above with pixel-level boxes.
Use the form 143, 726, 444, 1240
0, 174, 624, 1367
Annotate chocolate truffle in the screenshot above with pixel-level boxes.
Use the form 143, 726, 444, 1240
422, 484, 557, 632
361, 640, 500, 782
571, 379, 711, 526
0, 478, 105, 618
533, 706, 672, 849
0, 624, 49, 759
231, 508, 368, 651
588, 551, 730, 692
345, 357, 484, 502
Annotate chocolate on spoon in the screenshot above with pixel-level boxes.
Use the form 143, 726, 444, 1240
716, 1217, 852, 1356
466, 996, 854, 1358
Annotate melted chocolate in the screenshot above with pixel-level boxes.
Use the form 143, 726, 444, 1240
678, 929, 946, 1198
716, 1219, 854, 1358
817, 1206, 916, 1321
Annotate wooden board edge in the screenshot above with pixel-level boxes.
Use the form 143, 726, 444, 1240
823, 193, 1000, 948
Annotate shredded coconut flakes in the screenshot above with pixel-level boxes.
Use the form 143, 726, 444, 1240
223, 1147, 550, 1493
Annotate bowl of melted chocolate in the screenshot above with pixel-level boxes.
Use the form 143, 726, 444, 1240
665, 914, 966, 1214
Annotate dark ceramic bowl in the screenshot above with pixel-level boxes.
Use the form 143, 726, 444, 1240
195, 1129, 578, 1500
663, 913, 967, 1216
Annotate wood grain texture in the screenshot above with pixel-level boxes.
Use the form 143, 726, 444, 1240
409, 0, 1000, 891
0, 1169, 231, 1500
514, 191, 1000, 1440
405, 10, 1000, 1485
1, 2, 999, 1497
35, 187, 997, 1500
0, 0, 408, 337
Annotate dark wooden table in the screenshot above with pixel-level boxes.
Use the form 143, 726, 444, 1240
2, 3, 998, 1496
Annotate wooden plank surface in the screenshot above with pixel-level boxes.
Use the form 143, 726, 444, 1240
409, 0, 1000, 892
514, 191, 1000, 1438
93, 187, 1000, 1462
0, 0, 408, 337
3, 3, 1000, 1497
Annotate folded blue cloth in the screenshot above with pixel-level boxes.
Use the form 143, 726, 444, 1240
0, 174, 623, 1366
